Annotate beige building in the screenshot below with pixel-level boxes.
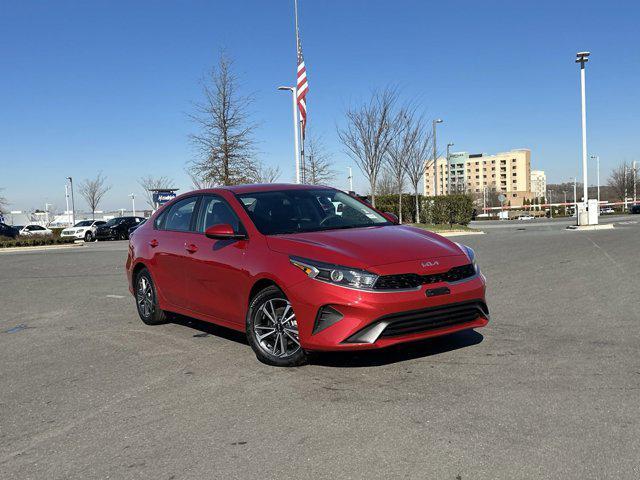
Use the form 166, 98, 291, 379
424, 148, 535, 207
530, 170, 547, 199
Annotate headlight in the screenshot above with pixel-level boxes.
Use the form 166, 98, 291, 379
290, 256, 378, 290
455, 243, 479, 273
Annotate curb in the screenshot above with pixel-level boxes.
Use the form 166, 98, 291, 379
437, 230, 485, 237
0, 243, 84, 253
566, 224, 615, 231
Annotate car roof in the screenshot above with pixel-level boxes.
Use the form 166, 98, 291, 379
194, 183, 335, 195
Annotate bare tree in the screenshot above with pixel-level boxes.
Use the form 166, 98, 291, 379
385, 107, 417, 223
0, 188, 8, 214
337, 88, 399, 207
79, 173, 111, 219
375, 167, 396, 196
255, 163, 281, 183
608, 162, 638, 201
304, 135, 336, 185
403, 117, 433, 223
187, 51, 258, 186
138, 175, 175, 208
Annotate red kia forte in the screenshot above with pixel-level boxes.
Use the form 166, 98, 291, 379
126, 184, 489, 366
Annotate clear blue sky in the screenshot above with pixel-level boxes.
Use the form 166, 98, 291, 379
1, 0, 638, 212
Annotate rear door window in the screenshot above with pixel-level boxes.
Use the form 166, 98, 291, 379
163, 197, 199, 232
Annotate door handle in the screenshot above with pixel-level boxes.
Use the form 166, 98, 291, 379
149, 239, 159, 248
185, 243, 198, 253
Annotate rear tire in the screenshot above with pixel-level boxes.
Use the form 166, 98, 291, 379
135, 268, 167, 325
246, 286, 307, 367
84, 231, 93, 242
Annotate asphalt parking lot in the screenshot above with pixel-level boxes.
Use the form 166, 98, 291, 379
1, 219, 639, 479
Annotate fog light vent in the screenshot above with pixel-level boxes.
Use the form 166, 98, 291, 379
313, 306, 344, 335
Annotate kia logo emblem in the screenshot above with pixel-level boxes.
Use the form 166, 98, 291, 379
421, 260, 439, 268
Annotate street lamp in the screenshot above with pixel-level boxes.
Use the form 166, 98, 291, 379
66, 176, 75, 226
590, 154, 600, 204
446, 142, 454, 194
432, 118, 443, 195
278, 86, 301, 184
129, 194, 136, 217
576, 51, 590, 221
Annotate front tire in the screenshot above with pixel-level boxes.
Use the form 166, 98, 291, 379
135, 268, 167, 325
246, 286, 307, 367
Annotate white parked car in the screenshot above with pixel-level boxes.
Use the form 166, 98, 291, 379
60, 220, 106, 242
19, 224, 53, 236
600, 207, 614, 215
517, 215, 535, 220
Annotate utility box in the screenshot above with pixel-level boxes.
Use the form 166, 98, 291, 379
577, 203, 588, 226
587, 199, 599, 225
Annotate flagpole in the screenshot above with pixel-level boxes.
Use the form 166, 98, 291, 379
294, 0, 305, 183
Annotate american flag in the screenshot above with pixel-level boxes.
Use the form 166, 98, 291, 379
296, 37, 309, 138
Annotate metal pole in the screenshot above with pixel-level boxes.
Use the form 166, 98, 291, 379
573, 177, 577, 220
67, 177, 76, 226
65, 185, 71, 226
299, 119, 306, 183
348, 167, 353, 192
634, 160, 637, 204
579, 59, 589, 208
446, 143, 453, 195
130, 194, 136, 217
432, 120, 441, 195
597, 155, 600, 204
624, 165, 628, 212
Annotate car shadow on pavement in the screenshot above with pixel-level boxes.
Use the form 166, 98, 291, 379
309, 330, 484, 368
171, 315, 249, 346
170, 314, 483, 368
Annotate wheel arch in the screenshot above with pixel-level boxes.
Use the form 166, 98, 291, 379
248, 277, 285, 308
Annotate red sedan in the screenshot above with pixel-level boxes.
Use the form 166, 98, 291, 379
126, 184, 489, 366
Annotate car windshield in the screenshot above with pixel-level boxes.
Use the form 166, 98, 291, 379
74, 220, 93, 227
237, 189, 391, 235
105, 218, 125, 226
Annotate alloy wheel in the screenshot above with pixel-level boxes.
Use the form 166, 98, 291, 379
137, 276, 154, 318
253, 298, 300, 358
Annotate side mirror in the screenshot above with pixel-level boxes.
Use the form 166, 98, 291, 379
205, 224, 246, 240
384, 212, 399, 224
336, 203, 344, 213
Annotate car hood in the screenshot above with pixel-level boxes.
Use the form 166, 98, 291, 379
266, 225, 464, 269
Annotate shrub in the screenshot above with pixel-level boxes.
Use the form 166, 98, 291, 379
0, 235, 75, 249
373, 194, 474, 226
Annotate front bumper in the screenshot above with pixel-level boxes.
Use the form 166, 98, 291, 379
61, 230, 86, 239
287, 273, 488, 351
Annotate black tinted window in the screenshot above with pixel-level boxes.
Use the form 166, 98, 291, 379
197, 196, 241, 233
164, 197, 198, 232
237, 189, 390, 235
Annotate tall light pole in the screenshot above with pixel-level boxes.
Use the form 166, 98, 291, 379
576, 52, 590, 217
129, 194, 136, 217
66, 177, 76, 226
348, 167, 353, 192
446, 142, 454, 194
634, 160, 637, 204
45, 203, 52, 226
278, 86, 301, 184
64, 185, 71, 226
432, 118, 443, 196
573, 177, 578, 218
590, 154, 600, 204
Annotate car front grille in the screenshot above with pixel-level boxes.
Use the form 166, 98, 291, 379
379, 301, 488, 338
373, 264, 476, 290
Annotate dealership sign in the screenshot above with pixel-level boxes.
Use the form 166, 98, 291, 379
152, 192, 177, 205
